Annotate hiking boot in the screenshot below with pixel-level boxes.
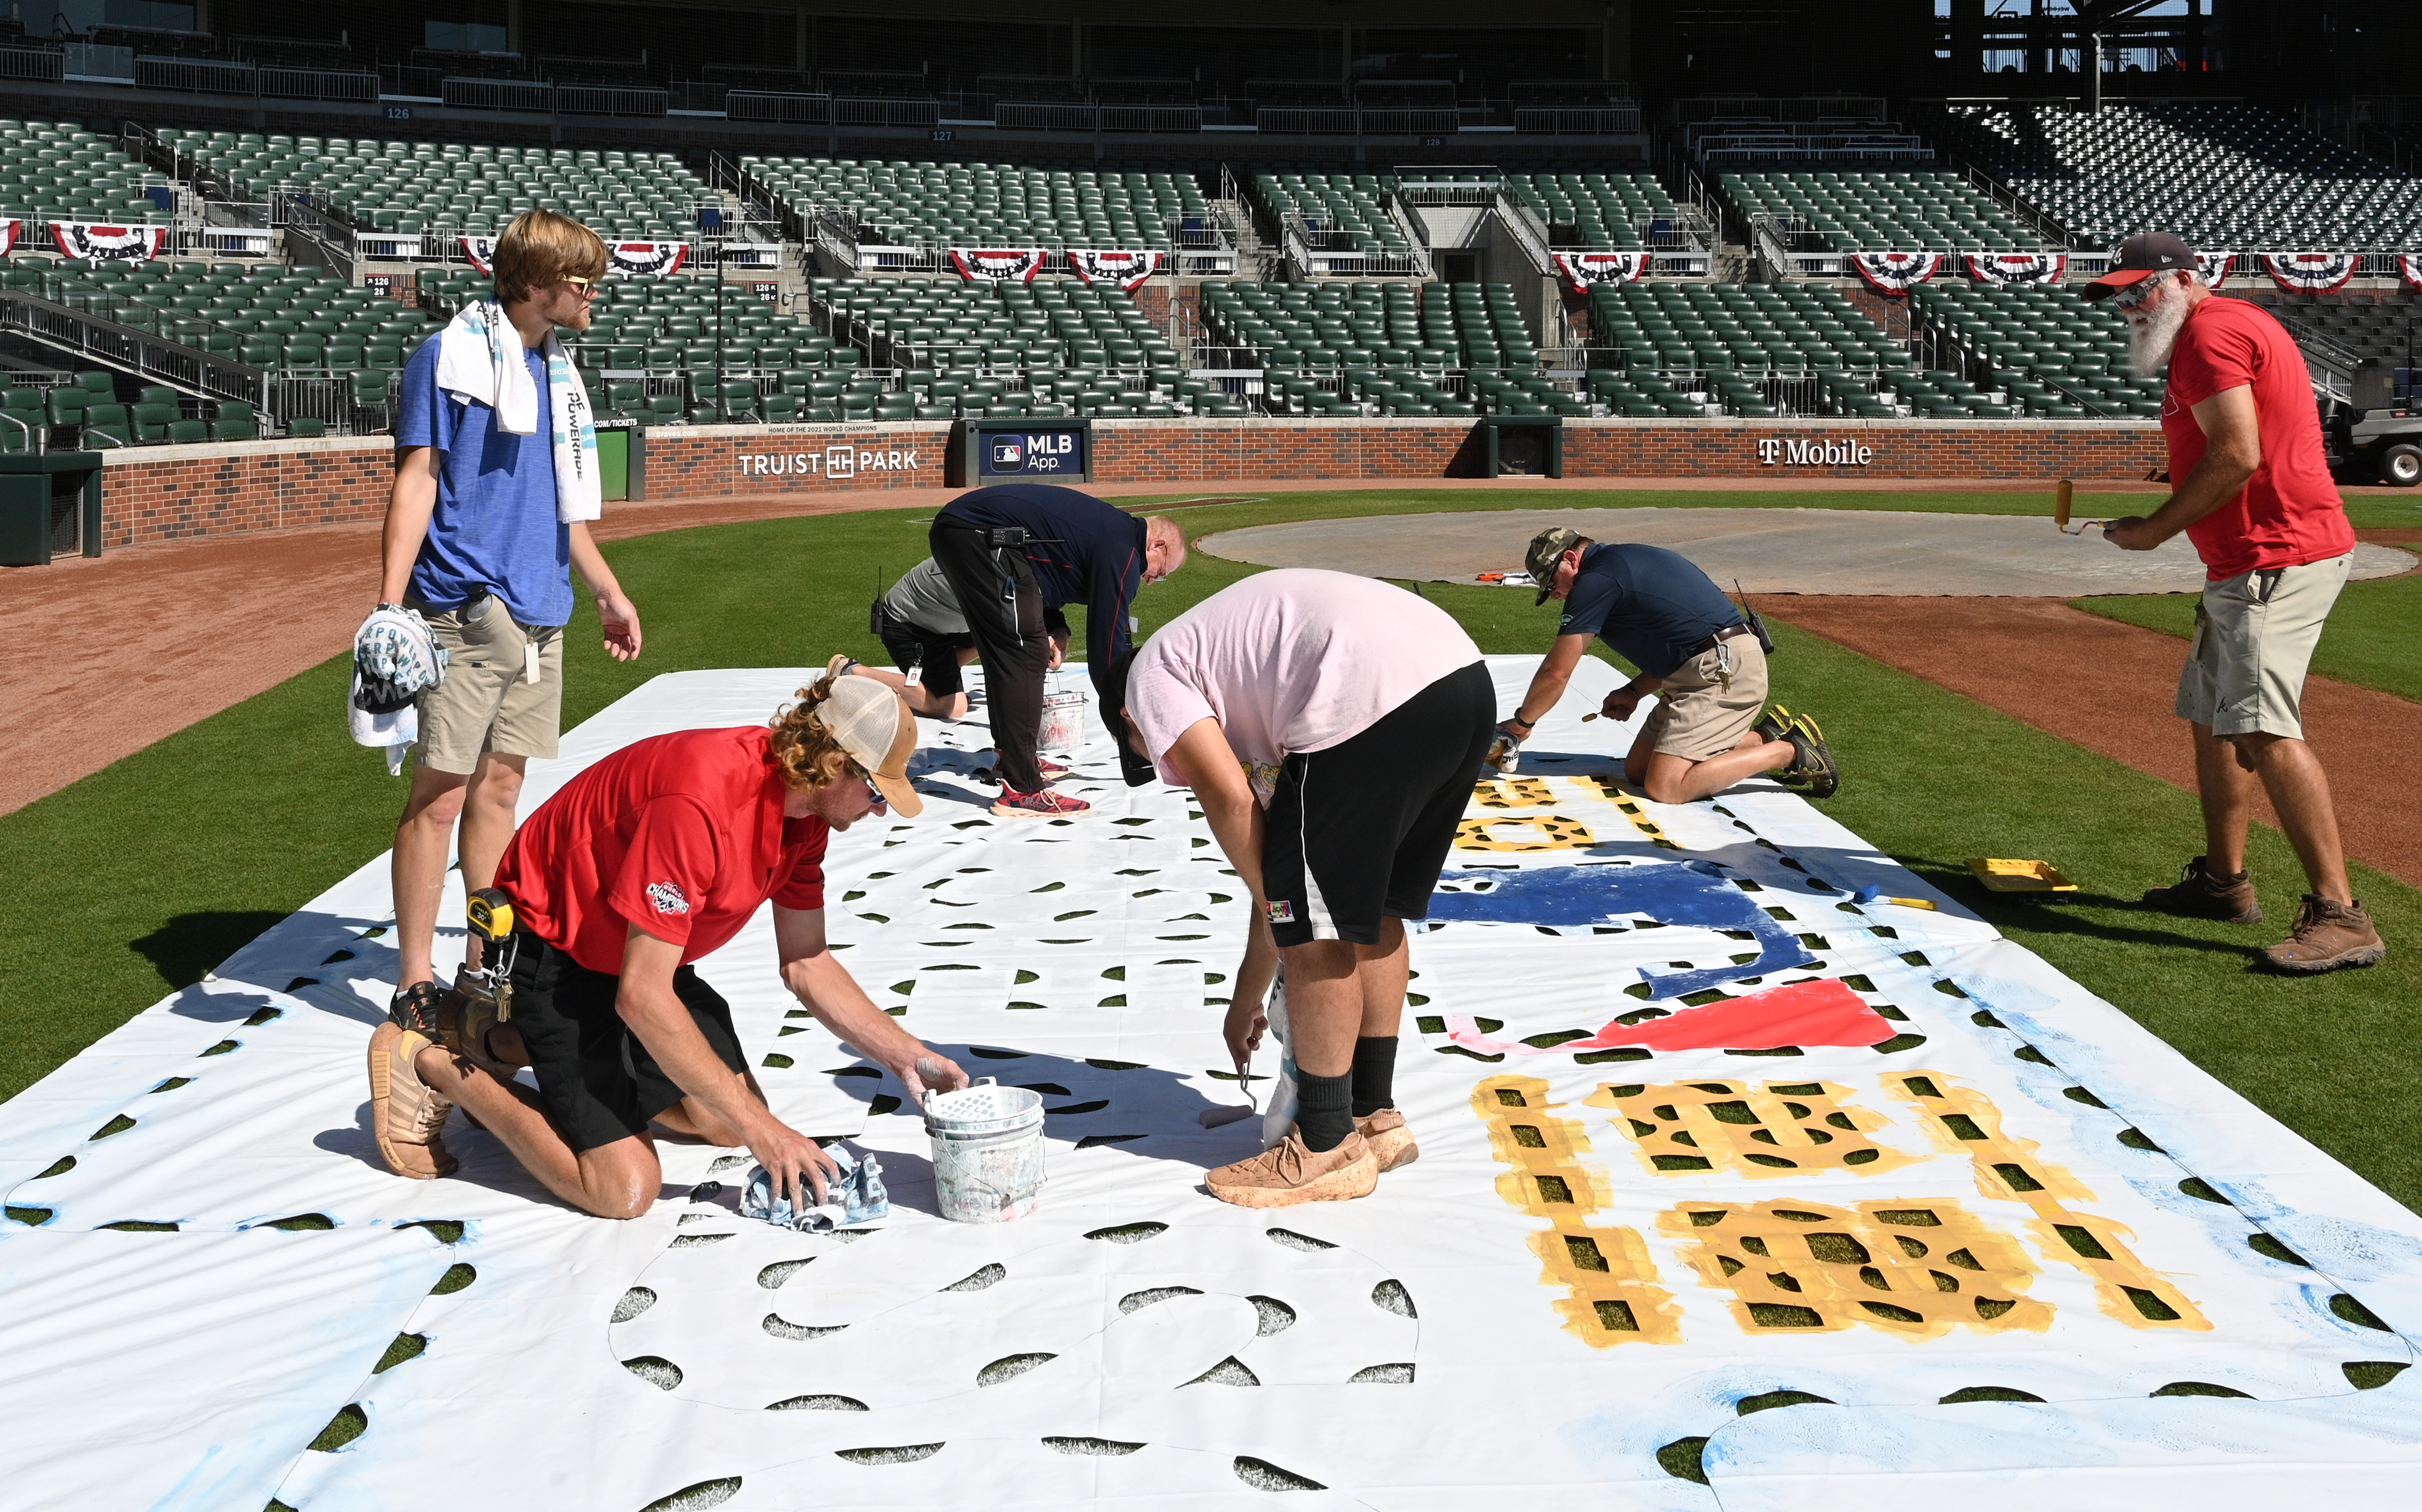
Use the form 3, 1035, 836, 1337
388, 979, 446, 1038
2140, 856, 2263, 923
1752, 704, 1795, 745
991, 785, 1091, 818
2264, 896, 2387, 974
1356, 1109, 1419, 1173
1207, 1130, 1378, 1208
368, 1020, 457, 1180
1778, 713, 1840, 799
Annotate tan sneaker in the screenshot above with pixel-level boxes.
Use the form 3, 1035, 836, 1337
1207, 1130, 1378, 1208
2264, 896, 2387, 974
368, 1020, 458, 1179
1356, 1110, 1419, 1173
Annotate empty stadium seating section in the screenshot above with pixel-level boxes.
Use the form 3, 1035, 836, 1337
0, 118, 168, 226
157, 130, 711, 239
1913, 283, 2165, 419
1502, 171, 1683, 250
1939, 103, 2422, 254
1719, 169, 2053, 251
1253, 171, 1418, 260
744, 158, 1208, 250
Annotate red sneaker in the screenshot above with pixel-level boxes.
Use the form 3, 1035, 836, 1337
991, 785, 1092, 818
1037, 758, 1072, 780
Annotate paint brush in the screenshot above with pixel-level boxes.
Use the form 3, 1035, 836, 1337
1199, 1053, 1259, 1127
1852, 885, 1939, 911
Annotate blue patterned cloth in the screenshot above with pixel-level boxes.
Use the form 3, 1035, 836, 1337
741, 1144, 889, 1231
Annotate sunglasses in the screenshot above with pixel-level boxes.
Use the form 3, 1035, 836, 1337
2112, 276, 2172, 311
862, 775, 886, 809
556, 276, 601, 299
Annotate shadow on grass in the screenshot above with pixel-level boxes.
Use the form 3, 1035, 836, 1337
130, 910, 291, 993
1891, 860, 2272, 965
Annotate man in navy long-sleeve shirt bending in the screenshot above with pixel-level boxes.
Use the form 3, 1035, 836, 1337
927, 484, 1186, 817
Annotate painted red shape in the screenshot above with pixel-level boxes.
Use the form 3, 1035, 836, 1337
1592, 978, 1894, 1052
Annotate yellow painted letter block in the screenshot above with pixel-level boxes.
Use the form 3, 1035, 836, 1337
1471, 1075, 1683, 1345
1455, 814, 1598, 852
1659, 1198, 2054, 1339
1585, 1078, 1919, 1180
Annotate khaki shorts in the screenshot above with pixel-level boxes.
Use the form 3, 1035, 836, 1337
410, 595, 565, 775
2175, 552, 2350, 741
1640, 635, 1770, 762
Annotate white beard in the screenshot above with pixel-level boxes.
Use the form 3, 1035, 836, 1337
2127, 292, 2193, 378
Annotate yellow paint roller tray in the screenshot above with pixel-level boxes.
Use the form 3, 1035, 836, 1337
1967, 858, 2078, 893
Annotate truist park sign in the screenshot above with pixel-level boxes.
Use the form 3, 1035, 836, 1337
733, 444, 924, 482
1757, 437, 1875, 467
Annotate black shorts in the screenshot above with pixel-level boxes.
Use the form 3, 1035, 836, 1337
503, 929, 750, 1154
877, 609, 975, 698
1261, 661, 1495, 947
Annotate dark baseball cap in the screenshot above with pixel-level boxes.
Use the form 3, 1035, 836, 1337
2081, 231, 2196, 301
1525, 526, 1585, 605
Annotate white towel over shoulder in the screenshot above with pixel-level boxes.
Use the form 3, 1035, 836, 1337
431, 299, 602, 523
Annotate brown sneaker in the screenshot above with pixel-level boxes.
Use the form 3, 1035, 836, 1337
1356, 1110, 1419, 1173
2142, 856, 2263, 924
1206, 1130, 1378, 1208
368, 1020, 458, 1180
2264, 896, 2387, 974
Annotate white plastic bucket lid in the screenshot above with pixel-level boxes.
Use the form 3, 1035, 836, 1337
924, 1078, 1043, 1129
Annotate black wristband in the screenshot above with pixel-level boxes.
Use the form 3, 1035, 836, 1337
1508, 715, 1535, 731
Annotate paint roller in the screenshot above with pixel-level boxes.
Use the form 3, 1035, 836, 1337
2054, 478, 2110, 537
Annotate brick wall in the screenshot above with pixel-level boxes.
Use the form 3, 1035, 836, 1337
642, 423, 952, 496
97, 437, 393, 548
1555, 418, 2168, 479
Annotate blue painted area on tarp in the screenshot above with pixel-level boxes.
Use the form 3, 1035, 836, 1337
1427, 860, 1818, 1000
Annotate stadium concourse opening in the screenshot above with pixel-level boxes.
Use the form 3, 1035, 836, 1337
6, 2, 2422, 1505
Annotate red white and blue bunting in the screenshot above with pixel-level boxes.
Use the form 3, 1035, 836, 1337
2261, 252, 2360, 294
1850, 251, 1944, 295
50, 222, 166, 261
2196, 251, 2236, 290
1965, 252, 2067, 287
460, 236, 497, 275
1551, 251, 1651, 293
0, 218, 17, 256
2401, 254, 2421, 294
608, 241, 688, 278
1068, 249, 1162, 291
949, 248, 1047, 283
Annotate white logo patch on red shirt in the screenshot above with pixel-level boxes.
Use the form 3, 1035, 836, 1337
645, 881, 691, 915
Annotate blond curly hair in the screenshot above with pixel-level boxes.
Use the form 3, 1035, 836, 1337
767, 675, 856, 792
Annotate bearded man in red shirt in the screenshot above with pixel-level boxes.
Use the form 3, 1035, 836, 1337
367, 670, 969, 1215
2090, 232, 2384, 973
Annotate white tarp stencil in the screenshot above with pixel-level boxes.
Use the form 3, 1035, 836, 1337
4, 658, 2420, 1508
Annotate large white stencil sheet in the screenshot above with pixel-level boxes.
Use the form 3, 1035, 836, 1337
4, 658, 2421, 1510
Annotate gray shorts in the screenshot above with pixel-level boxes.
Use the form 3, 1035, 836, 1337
410, 595, 564, 775
2175, 553, 2351, 740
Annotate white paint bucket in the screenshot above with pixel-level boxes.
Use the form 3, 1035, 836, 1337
1038, 677, 1087, 752
923, 1078, 1045, 1224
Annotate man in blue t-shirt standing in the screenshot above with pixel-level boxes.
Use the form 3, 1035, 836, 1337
377, 209, 643, 1029
1497, 526, 1838, 805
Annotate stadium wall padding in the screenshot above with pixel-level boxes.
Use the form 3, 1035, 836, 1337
92, 421, 2168, 545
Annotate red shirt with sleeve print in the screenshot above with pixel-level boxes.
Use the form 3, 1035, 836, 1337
2160, 296, 2354, 581
492, 726, 828, 975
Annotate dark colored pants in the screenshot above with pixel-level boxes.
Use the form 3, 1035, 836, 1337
930, 521, 1052, 791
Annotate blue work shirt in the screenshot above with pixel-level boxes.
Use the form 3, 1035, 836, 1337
934, 483, 1149, 703
397, 335, 573, 627
1557, 542, 1745, 679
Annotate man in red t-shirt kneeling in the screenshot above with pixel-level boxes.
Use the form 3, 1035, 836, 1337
366, 672, 970, 1216
2090, 232, 2386, 974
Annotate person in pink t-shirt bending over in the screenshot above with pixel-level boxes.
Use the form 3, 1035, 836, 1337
1121, 569, 1495, 1208
2087, 231, 2384, 974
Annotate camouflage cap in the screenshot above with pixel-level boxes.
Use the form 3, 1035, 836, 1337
1525, 525, 1586, 605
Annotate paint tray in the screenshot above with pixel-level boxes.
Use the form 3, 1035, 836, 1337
1967, 858, 2078, 893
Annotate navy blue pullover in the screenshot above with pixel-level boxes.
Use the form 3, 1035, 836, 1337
934, 484, 1149, 703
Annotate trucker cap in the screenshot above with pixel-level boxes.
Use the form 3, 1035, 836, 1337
816, 673, 924, 817
1525, 525, 1586, 605
2080, 231, 2196, 301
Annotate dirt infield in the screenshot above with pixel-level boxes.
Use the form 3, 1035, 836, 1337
1765, 594, 2422, 887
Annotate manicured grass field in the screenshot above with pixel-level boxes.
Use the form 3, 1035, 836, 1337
3, 487, 2416, 1209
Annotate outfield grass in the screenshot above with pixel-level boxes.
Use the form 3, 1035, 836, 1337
4, 487, 2417, 1211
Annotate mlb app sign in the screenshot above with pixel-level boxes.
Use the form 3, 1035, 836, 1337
979, 426, 1087, 479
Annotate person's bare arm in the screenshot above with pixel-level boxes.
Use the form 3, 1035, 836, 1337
1502, 632, 1593, 735
2105, 385, 2261, 551
774, 905, 967, 1104
616, 924, 830, 1205
1164, 718, 1276, 1065
568, 521, 642, 661
378, 446, 440, 604
1600, 671, 1665, 723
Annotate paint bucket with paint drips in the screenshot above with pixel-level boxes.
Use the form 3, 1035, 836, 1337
923, 1079, 1045, 1223
1038, 674, 1087, 753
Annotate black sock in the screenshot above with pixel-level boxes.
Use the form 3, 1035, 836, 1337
1351, 1036, 1398, 1117
1296, 1070, 1354, 1153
